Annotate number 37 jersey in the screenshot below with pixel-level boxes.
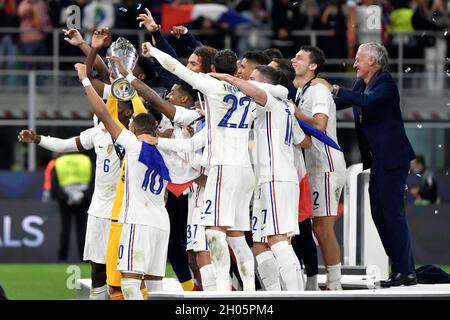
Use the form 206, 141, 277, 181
193, 74, 254, 168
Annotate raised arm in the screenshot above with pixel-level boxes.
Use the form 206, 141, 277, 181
85, 28, 109, 80
171, 26, 203, 55
63, 28, 110, 82
75, 63, 122, 140
137, 8, 178, 90
18, 129, 86, 152
142, 42, 221, 95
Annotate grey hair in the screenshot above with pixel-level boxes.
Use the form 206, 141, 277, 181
359, 43, 389, 72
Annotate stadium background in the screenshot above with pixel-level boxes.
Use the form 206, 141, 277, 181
0, 0, 449, 299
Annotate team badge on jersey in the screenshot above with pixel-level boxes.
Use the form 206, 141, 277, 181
107, 144, 114, 154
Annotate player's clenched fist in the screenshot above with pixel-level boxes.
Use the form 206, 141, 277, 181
18, 129, 39, 144
141, 42, 152, 58
75, 63, 88, 81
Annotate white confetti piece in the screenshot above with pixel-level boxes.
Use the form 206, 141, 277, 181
137, 3, 142, 10
438, 144, 442, 148
405, 67, 411, 73
416, 124, 422, 128
434, 210, 438, 214
416, 174, 422, 178
119, 7, 127, 12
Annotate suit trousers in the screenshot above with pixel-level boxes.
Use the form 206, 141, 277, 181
369, 162, 415, 274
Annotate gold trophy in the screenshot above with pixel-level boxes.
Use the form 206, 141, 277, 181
107, 37, 139, 101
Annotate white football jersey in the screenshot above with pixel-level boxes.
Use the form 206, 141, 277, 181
79, 125, 122, 219
253, 89, 306, 185
296, 83, 346, 174
150, 47, 253, 168
116, 129, 198, 229
172, 106, 200, 165
158, 114, 174, 133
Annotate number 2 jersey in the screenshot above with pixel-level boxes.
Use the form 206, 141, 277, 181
150, 47, 253, 168
79, 124, 122, 219
116, 129, 200, 231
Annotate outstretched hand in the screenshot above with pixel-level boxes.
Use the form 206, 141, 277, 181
91, 28, 109, 49
18, 129, 39, 144
137, 8, 159, 32
75, 63, 88, 81
62, 28, 84, 46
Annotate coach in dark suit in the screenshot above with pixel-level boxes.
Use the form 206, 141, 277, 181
313, 43, 417, 287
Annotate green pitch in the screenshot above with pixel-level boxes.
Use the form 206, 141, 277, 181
0, 263, 174, 300
1, 264, 449, 299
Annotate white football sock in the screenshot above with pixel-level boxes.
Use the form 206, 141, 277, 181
255, 250, 281, 291
289, 244, 305, 291
89, 284, 108, 300
145, 280, 163, 292
206, 229, 231, 291
306, 275, 320, 291
227, 236, 255, 291
199, 264, 217, 291
121, 278, 143, 300
271, 241, 302, 291
326, 263, 343, 290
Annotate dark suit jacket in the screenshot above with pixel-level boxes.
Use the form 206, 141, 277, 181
335, 71, 415, 170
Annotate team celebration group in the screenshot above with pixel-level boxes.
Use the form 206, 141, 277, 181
18, 8, 392, 300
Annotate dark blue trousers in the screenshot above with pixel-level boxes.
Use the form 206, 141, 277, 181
369, 162, 415, 274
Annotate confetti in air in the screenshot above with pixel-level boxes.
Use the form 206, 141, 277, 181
405, 185, 408, 191
416, 174, 422, 178
434, 210, 438, 214
119, 7, 128, 12
421, 32, 426, 37
292, 2, 299, 6
438, 144, 442, 148
137, 3, 142, 10
445, 31, 448, 36
416, 124, 422, 128
405, 67, 411, 73
446, 70, 450, 77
